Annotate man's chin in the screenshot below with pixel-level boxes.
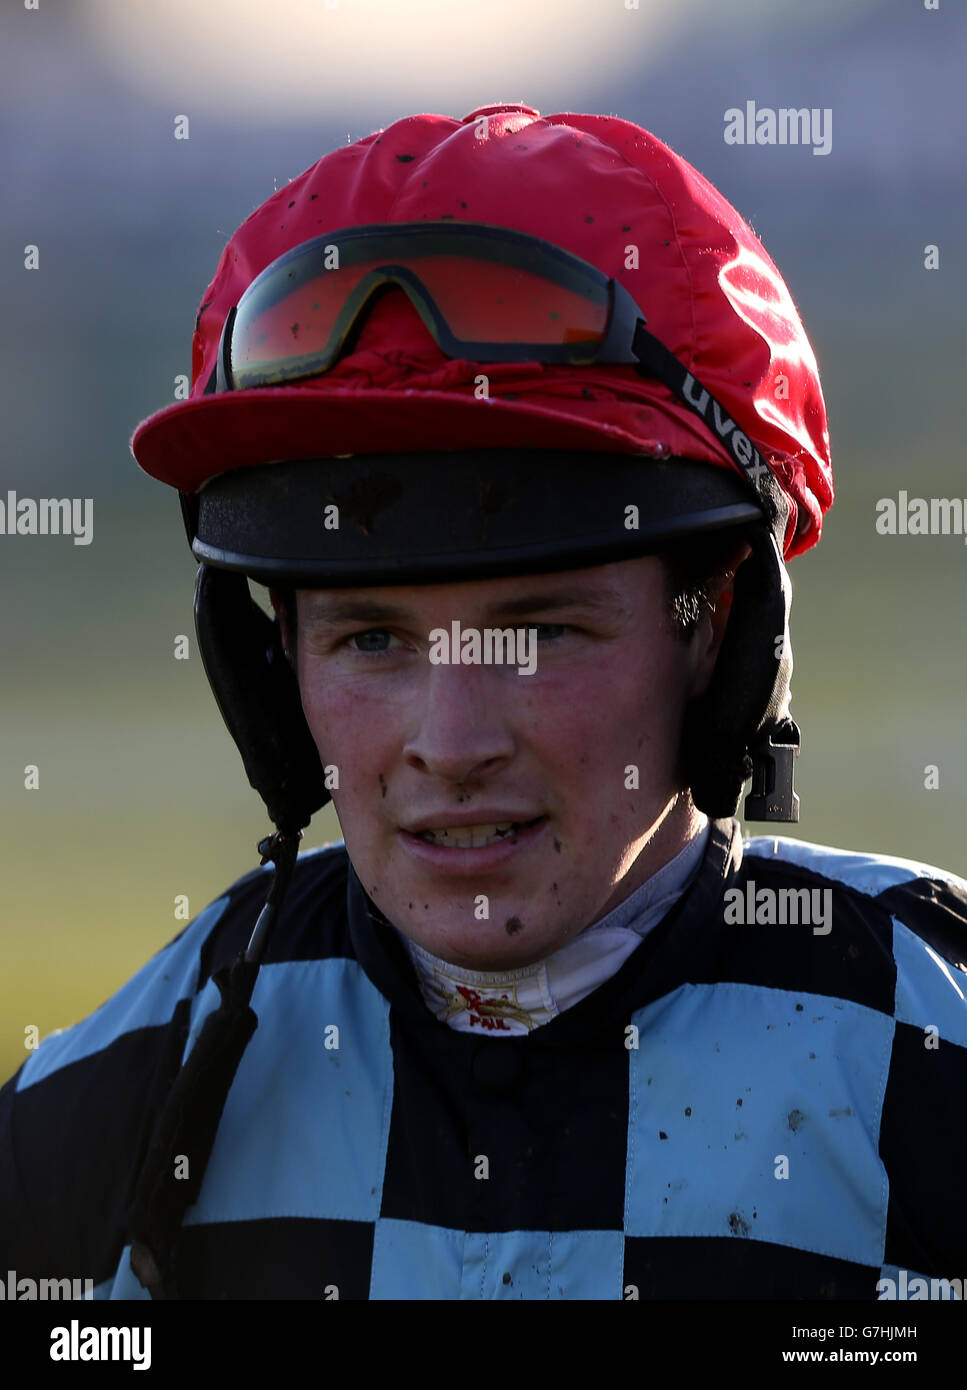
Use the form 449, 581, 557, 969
387, 895, 585, 972
413, 930, 559, 974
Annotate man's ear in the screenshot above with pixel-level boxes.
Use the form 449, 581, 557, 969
689, 541, 753, 700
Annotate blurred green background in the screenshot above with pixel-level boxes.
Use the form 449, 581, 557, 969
2, 0, 965, 1087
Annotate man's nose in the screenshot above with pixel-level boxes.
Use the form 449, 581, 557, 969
402, 661, 516, 783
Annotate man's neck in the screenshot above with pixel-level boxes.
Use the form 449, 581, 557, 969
594, 791, 708, 921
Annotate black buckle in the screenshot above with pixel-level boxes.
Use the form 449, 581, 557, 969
744, 720, 800, 822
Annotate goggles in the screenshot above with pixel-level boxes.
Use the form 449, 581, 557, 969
209, 220, 783, 529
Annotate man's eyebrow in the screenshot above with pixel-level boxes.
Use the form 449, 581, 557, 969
300, 588, 624, 624
301, 598, 411, 624
483, 589, 624, 619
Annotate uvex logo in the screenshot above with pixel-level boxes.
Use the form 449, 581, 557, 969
680, 374, 770, 491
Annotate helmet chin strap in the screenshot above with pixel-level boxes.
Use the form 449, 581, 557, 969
127, 825, 302, 1299
681, 524, 799, 822
744, 538, 800, 822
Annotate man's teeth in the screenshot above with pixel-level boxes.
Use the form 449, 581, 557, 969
417, 821, 530, 849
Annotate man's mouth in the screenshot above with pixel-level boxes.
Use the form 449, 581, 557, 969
415, 818, 544, 849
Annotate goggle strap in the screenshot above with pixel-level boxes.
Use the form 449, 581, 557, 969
630, 321, 784, 534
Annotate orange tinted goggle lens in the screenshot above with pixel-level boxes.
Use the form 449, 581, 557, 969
227, 236, 611, 387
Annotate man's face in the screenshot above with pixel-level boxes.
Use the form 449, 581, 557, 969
273, 556, 732, 970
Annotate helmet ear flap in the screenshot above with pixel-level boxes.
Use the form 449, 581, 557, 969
193, 564, 329, 833
681, 526, 799, 822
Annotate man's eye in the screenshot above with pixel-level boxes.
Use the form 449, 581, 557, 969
348, 629, 397, 653
344, 625, 568, 654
